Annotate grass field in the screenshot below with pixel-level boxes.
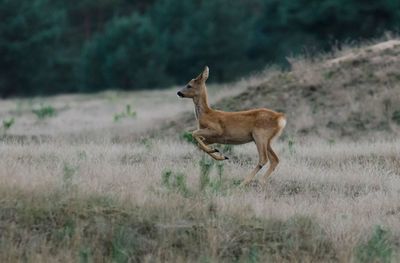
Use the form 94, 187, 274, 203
1, 89, 399, 262
1, 41, 400, 262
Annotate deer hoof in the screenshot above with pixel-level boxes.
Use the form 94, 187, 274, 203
224, 156, 229, 160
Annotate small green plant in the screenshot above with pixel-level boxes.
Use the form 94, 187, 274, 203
356, 226, 393, 263
111, 227, 138, 263
199, 155, 213, 190
79, 247, 92, 263
216, 162, 224, 179
161, 170, 172, 187
222, 144, 234, 155
288, 137, 296, 154
53, 217, 75, 241
392, 110, 400, 125
327, 138, 336, 146
161, 169, 189, 196
181, 131, 196, 144
62, 162, 78, 192
139, 137, 152, 149
32, 104, 56, 119
2, 117, 15, 131
77, 150, 87, 161
247, 246, 260, 263
113, 104, 136, 122
323, 70, 334, 80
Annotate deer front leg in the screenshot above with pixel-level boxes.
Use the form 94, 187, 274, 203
192, 129, 228, 161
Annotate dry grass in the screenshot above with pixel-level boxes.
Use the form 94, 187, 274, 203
213, 39, 400, 140
1, 135, 399, 262
1, 40, 400, 262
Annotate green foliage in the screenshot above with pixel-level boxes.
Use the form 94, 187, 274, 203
0, 0, 67, 96
161, 169, 189, 196
2, 0, 400, 97
79, 247, 92, 263
52, 217, 75, 241
181, 131, 196, 145
81, 13, 170, 91
198, 154, 227, 193
139, 137, 152, 149
111, 226, 139, 263
32, 104, 56, 119
113, 104, 137, 122
327, 138, 336, 146
288, 137, 296, 154
199, 155, 213, 190
150, 0, 259, 83
392, 110, 400, 125
222, 144, 234, 155
62, 162, 78, 192
253, 0, 400, 64
2, 117, 15, 131
356, 226, 393, 263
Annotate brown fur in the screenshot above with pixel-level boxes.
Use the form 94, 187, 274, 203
177, 66, 286, 186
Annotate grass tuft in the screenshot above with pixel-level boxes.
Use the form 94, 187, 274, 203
356, 225, 393, 263
32, 104, 56, 119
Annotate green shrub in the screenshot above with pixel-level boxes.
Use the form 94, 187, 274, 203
199, 156, 213, 190
114, 104, 137, 122
181, 131, 196, 145
32, 104, 56, 119
222, 144, 234, 155
62, 162, 78, 192
288, 137, 296, 154
2, 117, 15, 131
111, 227, 139, 263
79, 247, 92, 263
161, 170, 189, 196
392, 110, 400, 125
356, 226, 393, 263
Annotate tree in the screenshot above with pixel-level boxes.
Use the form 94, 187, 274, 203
151, 0, 260, 83
0, 0, 66, 97
80, 13, 170, 91
252, 0, 400, 64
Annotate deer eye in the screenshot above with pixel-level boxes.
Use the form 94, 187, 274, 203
186, 84, 192, 89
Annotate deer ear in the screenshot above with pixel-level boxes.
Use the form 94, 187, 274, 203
202, 66, 209, 81
196, 66, 209, 82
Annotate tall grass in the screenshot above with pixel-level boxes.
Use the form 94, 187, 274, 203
0, 137, 399, 261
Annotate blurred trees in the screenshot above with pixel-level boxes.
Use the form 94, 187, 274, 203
0, 0, 65, 96
1, 0, 400, 97
80, 13, 170, 91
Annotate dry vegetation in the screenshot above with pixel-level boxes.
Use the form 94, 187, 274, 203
1, 40, 400, 262
165, 39, 400, 140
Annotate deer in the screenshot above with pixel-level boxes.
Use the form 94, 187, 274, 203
177, 66, 286, 187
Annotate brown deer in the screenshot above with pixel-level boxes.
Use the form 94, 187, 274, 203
177, 66, 286, 186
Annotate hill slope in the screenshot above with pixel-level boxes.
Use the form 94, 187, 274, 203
167, 39, 400, 140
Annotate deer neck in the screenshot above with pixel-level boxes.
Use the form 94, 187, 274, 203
193, 90, 211, 120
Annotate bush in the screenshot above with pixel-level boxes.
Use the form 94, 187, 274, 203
2, 117, 15, 131
113, 104, 137, 122
356, 226, 393, 263
161, 169, 189, 196
32, 104, 56, 119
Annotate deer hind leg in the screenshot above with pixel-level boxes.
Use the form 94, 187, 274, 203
239, 133, 268, 187
192, 129, 228, 161
261, 140, 280, 185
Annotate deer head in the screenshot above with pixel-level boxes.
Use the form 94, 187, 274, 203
177, 66, 209, 99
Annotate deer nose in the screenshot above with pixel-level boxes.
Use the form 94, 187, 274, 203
177, 91, 184, 97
